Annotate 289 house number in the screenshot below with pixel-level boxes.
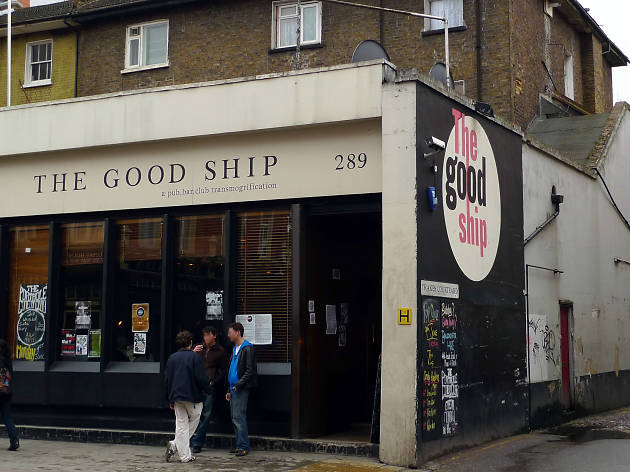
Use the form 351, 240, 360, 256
335, 153, 367, 170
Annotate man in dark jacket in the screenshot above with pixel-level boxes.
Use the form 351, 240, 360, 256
0, 339, 18, 452
190, 325, 226, 453
164, 331, 211, 463
225, 322, 257, 457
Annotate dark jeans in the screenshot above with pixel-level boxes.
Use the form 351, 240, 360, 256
190, 388, 215, 448
230, 389, 250, 452
0, 396, 18, 444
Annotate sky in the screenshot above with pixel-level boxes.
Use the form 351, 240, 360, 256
578, 0, 630, 104
26, 0, 630, 103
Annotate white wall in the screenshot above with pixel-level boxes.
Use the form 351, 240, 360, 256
380, 81, 418, 466
523, 108, 630, 388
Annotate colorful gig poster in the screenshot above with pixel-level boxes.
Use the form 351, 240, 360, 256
132, 303, 149, 333
16, 284, 47, 361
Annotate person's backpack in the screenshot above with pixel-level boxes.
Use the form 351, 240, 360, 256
0, 366, 11, 395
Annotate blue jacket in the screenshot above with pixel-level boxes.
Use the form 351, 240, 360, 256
165, 349, 210, 403
227, 340, 257, 391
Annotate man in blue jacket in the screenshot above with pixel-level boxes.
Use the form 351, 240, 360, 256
164, 331, 211, 463
225, 322, 257, 457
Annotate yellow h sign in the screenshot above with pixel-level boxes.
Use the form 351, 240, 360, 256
398, 307, 412, 325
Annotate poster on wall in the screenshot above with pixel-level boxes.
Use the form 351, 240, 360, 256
75, 301, 92, 330
325, 305, 337, 335
89, 330, 102, 358
132, 303, 149, 332
16, 284, 47, 361
205, 291, 224, 321
235, 314, 273, 345
133, 332, 147, 355
61, 330, 76, 357
75, 334, 88, 357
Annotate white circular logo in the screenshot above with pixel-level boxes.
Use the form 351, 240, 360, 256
442, 112, 501, 281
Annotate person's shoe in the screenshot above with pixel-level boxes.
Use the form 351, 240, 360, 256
165, 441, 176, 462
8, 440, 19, 451
191, 446, 202, 454
235, 449, 249, 457
228, 448, 240, 454
182, 456, 196, 463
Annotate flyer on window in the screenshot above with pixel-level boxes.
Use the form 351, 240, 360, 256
205, 290, 224, 321
61, 329, 76, 357
88, 330, 101, 358
76, 334, 88, 357
75, 301, 92, 330
16, 284, 47, 361
133, 332, 147, 355
132, 303, 149, 332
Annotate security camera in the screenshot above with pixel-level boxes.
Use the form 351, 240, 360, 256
426, 136, 446, 151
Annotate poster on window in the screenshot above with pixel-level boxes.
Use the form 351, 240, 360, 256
132, 303, 149, 332
76, 334, 88, 357
235, 314, 273, 345
61, 329, 76, 357
205, 291, 223, 321
16, 284, 47, 361
75, 301, 92, 330
89, 330, 101, 358
133, 332, 147, 355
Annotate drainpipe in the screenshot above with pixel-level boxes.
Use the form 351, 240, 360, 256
524, 187, 564, 246
476, 0, 482, 101
63, 14, 79, 98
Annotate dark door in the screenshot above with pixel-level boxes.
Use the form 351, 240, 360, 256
560, 305, 572, 408
301, 211, 382, 439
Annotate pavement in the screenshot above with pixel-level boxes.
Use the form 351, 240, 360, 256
1, 407, 629, 471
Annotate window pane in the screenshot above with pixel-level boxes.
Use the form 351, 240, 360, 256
59, 222, 104, 361
303, 5, 318, 42
31, 44, 39, 63
45, 42, 52, 61
280, 5, 297, 17
279, 17, 298, 48
113, 218, 163, 362
144, 22, 168, 66
129, 38, 140, 67
31, 64, 39, 82
173, 215, 225, 349
236, 211, 292, 362
9, 225, 49, 361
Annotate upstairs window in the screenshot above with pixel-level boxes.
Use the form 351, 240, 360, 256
125, 20, 169, 71
564, 54, 575, 100
425, 0, 464, 31
273, 1, 322, 49
25, 40, 53, 87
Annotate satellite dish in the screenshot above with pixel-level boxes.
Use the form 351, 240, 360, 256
352, 40, 391, 63
429, 63, 455, 89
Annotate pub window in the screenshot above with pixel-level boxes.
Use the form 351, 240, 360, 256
58, 222, 104, 362
173, 215, 225, 347
24, 40, 53, 87
236, 210, 292, 362
9, 225, 50, 362
112, 218, 163, 362
424, 0, 464, 31
124, 20, 169, 71
273, 1, 322, 49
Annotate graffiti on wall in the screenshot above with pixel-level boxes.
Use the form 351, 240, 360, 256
527, 313, 559, 382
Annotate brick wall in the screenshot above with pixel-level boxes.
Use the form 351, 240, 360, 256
0, 29, 76, 107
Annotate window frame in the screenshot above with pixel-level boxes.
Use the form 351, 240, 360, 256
423, 0, 465, 32
24, 39, 53, 88
122, 19, 170, 74
272, 1, 322, 50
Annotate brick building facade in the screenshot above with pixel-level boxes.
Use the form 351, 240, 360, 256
68, 0, 626, 129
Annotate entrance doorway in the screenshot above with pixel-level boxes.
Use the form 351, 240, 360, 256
560, 304, 573, 408
301, 211, 382, 440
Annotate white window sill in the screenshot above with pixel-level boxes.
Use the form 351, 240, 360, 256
121, 62, 170, 75
22, 79, 52, 88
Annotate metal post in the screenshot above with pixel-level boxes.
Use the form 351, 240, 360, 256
296, 0, 302, 69
444, 18, 450, 89
7, 0, 11, 107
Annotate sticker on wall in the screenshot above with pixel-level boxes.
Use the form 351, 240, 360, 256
75, 334, 89, 357
133, 332, 147, 355
75, 301, 92, 330
132, 303, 150, 333
89, 330, 102, 358
309, 312, 316, 325
16, 284, 47, 361
205, 291, 224, 321
61, 329, 76, 357
308, 300, 315, 312
442, 110, 501, 281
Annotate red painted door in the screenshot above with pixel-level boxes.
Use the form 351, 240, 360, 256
560, 306, 572, 408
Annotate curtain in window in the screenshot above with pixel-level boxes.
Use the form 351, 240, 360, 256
144, 23, 168, 66
430, 0, 463, 30
279, 16, 299, 48
303, 5, 318, 42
